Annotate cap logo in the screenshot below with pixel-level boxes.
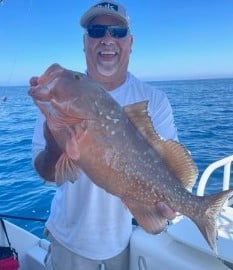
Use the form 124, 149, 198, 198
95, 2, 118, 12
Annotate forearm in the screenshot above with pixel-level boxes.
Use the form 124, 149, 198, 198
34, 121, 62, 181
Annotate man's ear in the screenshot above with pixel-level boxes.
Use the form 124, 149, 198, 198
83, 34, 86, 52
129, 35, 134, 53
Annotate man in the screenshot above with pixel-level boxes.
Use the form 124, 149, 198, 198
31, 1, 177, 269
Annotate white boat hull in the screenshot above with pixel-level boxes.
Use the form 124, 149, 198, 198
130, 209, 233, 270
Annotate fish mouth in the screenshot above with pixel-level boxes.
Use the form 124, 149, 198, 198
28, 86, 52, 101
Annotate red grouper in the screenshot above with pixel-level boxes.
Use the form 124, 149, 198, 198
29, 64, 233, 254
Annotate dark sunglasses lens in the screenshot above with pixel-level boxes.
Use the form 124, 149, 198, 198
109, 27, 128, 38
87, 25, 128, 39
87, 26, 106, 38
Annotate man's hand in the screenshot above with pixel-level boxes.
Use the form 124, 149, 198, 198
29, 76, 39, 87
156, 201, 176, 220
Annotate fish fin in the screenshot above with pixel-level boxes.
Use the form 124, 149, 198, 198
55, 127, 82, 185
65, 132, 80, 160
124, 101, 165, 154
124, 101, 198, 189
65, 125, 87, 160
124, 101, 156, 143
55, 153, 80, 185
122, 198, 168, 234
191, 189, 233, 254
160, 140, 198, 189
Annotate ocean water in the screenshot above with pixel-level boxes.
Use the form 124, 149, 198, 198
0, 78, 233, 238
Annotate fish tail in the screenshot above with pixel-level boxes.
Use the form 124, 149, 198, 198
191, 189, 233, 254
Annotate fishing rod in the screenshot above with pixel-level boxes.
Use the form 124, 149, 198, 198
0, 214, 47, 222
0, 1, 48, 225
1, 0, 33, 86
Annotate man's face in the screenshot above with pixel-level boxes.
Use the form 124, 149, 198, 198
83, 15, 133, 85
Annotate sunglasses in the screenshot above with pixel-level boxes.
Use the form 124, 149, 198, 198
87, 25, 129, 39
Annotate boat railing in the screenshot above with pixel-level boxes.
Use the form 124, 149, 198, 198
196, 155, 233, 206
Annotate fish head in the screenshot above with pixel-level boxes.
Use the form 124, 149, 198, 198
29, 64, 98, 99
28, 64, 108, 120
28, 64, 82, 102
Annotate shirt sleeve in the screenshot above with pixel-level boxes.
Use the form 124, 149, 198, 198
148, 89, 178, 141
32, 111, 46, 164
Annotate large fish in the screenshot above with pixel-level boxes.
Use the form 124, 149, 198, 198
29, 64, 233, 253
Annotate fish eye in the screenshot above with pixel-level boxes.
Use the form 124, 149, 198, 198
74, 74, 80, 80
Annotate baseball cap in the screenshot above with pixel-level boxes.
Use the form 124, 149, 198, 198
80, 0, 130, 28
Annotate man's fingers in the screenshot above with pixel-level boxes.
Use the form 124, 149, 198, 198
156, 202, 176, 220
29, 76, 39, 86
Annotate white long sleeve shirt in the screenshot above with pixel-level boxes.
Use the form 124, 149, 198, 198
32, 72, 178, 260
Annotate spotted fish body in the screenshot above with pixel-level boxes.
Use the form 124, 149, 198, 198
29, 64, 233, 253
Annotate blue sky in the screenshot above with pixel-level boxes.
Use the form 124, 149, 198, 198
0, 0, 233, 85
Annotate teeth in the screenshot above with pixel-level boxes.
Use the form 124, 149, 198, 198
100, 51, 116, 55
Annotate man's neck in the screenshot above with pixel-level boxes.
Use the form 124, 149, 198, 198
87, 72, 127, 91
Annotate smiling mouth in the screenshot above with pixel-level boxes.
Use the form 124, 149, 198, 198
99, 51, 118, 56
98, 51, 118, 63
